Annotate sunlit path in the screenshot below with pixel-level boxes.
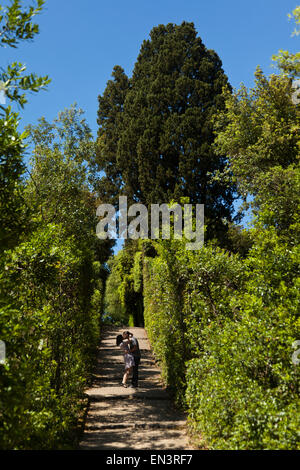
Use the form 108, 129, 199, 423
79, 327, 192, 450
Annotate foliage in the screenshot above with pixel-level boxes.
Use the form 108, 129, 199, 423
104, 253, 128, 324
0, 0, 44, 47
138, 18, 300, 448
133, 251, 143, 293
24, 104, 114, 263
104, 241, 143, 326
185, 222, 299, 449
0, 105, 111, 448
93, 65, 130, 208
0, 0, 50, 109
1, 6, 298, 451
223, 222, 254, 257
25, 106, 97, 241
140, 213, 300, 449
0, 108, 28, 250
94, 22, 236, 241
0, 0, 50, 252
272, 7, 300, 78
143, 239, 189, 404
214, 67, 299, 233
0, 224, 100, 449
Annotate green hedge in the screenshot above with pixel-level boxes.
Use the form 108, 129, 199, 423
143, 242, 187, 403
185, 227, 299, 449
143, 226, 300, 449
0, 224, 102, 449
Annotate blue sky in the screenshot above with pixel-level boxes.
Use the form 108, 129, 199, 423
2, 0, 299, 135
2, 0, 299, 252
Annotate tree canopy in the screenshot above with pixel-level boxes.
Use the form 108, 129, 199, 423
0, 0, 50, 251
94, 22, 236, 239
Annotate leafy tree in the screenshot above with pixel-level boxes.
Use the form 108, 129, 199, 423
0, 0, 49, 107
93, 65, 130, 207
0, 0, 50, 252
223, 222, 253, 257
25, 104, 114, 262
272, 7, 300, 78
95, 22, 236, 239
214, 7, 300, 237
214, 68, 299, 234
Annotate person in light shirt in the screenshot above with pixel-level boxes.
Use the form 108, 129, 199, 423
116, 334, 134, 388
122, 331, 141, 388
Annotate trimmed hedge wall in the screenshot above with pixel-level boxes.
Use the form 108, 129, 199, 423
142, 227, 300, 449
0, 225, 103, 449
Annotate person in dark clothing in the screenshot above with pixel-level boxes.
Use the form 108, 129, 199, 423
122, 331, 141, 388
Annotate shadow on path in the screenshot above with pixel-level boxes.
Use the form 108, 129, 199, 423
79, 326, 192, 450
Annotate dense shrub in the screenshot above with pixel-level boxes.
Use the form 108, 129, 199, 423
104, 242, 144, 326
143, 241, 187, 403
0, 224, 102, 449
142, 220, 299, 449
185, 226, 299, 449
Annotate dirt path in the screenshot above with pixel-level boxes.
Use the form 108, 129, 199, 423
79, 326, 193, 450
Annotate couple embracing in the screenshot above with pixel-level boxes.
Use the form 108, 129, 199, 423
116, 331, 141, 388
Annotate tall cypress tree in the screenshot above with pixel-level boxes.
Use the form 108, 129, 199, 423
95, 65, 130, 207
95, 22, 235, 237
